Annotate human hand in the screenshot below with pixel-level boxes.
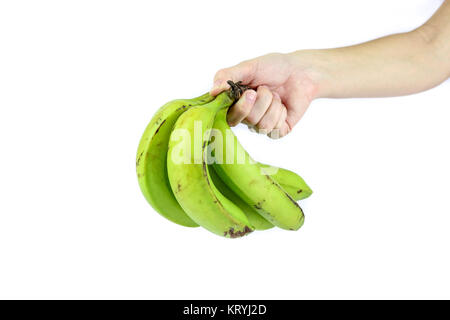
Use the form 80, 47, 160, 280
210, 52, 319, 138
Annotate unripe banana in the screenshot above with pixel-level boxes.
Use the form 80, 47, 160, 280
212, 108, 305, 230
136, 90, 311, 230
138, 81, 311, 236
210, 164, 313, 230
167, 91, 254, 238
262, 165, 313, 201
209, 164, 274, 230
136, 92, 214, 227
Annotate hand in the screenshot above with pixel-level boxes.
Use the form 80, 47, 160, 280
210, 52, 319, 138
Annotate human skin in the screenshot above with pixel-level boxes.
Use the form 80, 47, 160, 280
210, 1, 450, 138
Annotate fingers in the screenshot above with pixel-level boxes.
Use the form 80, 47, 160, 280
256, 92, 283, 134
227, 87, 288, 139
269, 105, 290, 139
245, 86, 273, 126
226, 89, 257, 126
210, 60, 257, 96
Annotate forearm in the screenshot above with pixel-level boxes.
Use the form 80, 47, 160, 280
293, 2, 450, 99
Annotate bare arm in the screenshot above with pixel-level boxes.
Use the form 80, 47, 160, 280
308, 0, 450, 98
211, 1, 450, 137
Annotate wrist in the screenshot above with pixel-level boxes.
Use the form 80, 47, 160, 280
287, 49, 331, 99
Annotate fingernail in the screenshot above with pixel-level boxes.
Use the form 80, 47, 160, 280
247, 124, 256, 132
227, 117, 237, 127
245, 90, 256, 102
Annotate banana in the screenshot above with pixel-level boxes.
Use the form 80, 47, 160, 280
136, 92, 214, 227
137, 81, 311, 236
167, 91, 254, 238
210, 164, 312, 230
212, 107, 305, 231
209, 164, 274, 230
262, 165, 313, 201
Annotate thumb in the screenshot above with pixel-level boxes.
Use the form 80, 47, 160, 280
210, 60, 257, 96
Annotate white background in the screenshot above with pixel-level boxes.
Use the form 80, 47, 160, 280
0, 0, 448, 299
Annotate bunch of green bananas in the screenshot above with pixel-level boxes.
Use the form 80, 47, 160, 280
136, 81, 312, 238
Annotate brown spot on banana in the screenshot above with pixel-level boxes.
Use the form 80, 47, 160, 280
264, 173, 303, 209
154, 119, 166, 135
224, 226, 253, 238
202, 162, 209, 180
253, 200, 265, 210
136, 151, 144, 167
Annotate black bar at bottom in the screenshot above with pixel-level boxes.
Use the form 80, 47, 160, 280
0, 299, 446, 318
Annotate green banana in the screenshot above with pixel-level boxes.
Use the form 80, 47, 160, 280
263, 165, 313, 201
212, 107, 305, 231
210, 164, 313, 230
167, 91, 254, 238
209, 164, 274, 230
136, 92, 214, 227
136, 89, 311, 230
137, 81, 312, 237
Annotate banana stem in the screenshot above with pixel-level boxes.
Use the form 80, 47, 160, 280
227, 80, 250, 101
204, 81, 250, 113
206, 81, 249, 112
